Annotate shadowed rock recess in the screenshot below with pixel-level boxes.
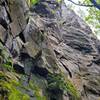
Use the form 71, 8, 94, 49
0, 0, 100, 100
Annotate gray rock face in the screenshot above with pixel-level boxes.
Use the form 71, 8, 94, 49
0, 0, 100, 100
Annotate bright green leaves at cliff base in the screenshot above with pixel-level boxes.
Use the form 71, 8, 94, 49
0, 42, 13, 71
0, 71, 30, 100
30, 0, 39, 5
26, 0, 39, 7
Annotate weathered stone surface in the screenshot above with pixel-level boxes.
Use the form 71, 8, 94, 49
0, 25, 6, 42
8, 0, 28, 36
0, 0, 100, 100
29, 1, 100, 99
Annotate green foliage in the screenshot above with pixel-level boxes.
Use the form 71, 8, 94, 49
1, 60, 13, 71
0, 72, 30, 100
0, 42, 13, 71
27, 0, 39, 7
82, 0, 100, 35
47, 73, 80, 100
31, 0, 39, 5
66, 0, 100, 36
4, 81, 30, 100
56, 0, 62, 3
22, 95, 30, 100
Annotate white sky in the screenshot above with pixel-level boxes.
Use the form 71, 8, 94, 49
64, 0, 100, 39
64, 0, 88, 17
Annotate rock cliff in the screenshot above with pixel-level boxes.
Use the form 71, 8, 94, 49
0, 0, 100, 100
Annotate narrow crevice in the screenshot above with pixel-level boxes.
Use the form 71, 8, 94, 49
19, 51, 43, 83
18, 31, 26, 43
32, 65, 49, 78
13, 63, 25, 74
83, 85, 100, 96
0, 17, 8, 30
1, 1, 12, 23
92, 56, 100, 65
47, 89, 63, 100
4, 32, 8, 44
0, 39, 5, 46
54, 50, 60, 55
60, 56, 68, 61
60, 61, 72, 78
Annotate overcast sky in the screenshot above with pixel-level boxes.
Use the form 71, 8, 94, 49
64, 0, 88, 16
64, 0, 100, 39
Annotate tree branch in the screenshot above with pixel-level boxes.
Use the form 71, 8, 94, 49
67, 0, 94, 7
90, 0, 100, 10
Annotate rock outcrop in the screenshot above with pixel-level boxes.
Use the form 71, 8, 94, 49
0, 0, 100, 100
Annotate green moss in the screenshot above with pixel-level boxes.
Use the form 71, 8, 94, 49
56, 0, 62, 3
0, 72, 30, 100
27, 0, 39, 6
31, 0, 39, 5
0, 71, 6, 80
22, 95, 30, 100
29, 80, 46, 100
65, 78, 80, 100
8, 88, 30, 100
0, 80, 30, 100
47, 73, 80, 100
1, 61, 13, 71
0, 42, 13, 71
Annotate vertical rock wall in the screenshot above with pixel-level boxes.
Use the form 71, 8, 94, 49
0, 0, 100, 100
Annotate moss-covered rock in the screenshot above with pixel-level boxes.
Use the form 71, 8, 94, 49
1, 0, 99, 99
0, 42, 13, 71
47, 73, 80, 100
0, 71, 30, 100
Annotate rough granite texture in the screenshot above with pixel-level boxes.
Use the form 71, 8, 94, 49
0, 0, 100, 100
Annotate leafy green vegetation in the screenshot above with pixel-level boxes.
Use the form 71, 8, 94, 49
31, 0, 39, 5
83, 0, 100, 35
1, 60, 13, 71
65, 0, 100, 36
27, 0, 39, 7
0, 71, 30, 100
0, 42, 47, 100
0, 42, 13, 71
47, 73, 80, 100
